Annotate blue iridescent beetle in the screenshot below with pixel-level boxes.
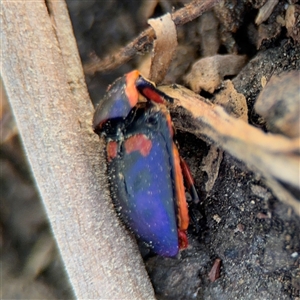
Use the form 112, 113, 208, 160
93, 71, 198, 257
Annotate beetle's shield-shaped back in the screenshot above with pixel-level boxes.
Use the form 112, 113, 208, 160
107, 103, 179, 257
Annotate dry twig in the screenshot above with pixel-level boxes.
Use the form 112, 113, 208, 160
159, 85, 300, 215
84, 0, 221, 74
1, 1, 155, 298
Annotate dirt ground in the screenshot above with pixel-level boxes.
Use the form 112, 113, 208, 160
1, 0, 299, 299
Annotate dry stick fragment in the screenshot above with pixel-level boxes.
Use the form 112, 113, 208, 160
208, 258, 222, 282
202, 80, 248, 193
46, 0, 91, 105
159, 85, 300, 215
201, 147, 224, 193
255, 0, 279, 25
198, 10, 220, 57
1, 1, 155, 298
148, 13, 177, 84
84, 0, 221, 74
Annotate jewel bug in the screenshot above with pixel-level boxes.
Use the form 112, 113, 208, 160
93, 71, 198, 257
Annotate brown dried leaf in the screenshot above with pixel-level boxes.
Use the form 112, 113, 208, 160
255, 70, 300, 138
213, 80, 248, 122
184, 54, 247, 93
148, 13, 177, 84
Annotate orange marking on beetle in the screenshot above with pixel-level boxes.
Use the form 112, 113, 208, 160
178, 229, 188, 249
125, 70, 140, 107
107, 141, 118, 162
180, 157, 194, 189
165, 113, 174, 137
124, 134, 152, 156
173, 143, 189, 231
157, 104, 174, 136
140, 87, 164, 103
